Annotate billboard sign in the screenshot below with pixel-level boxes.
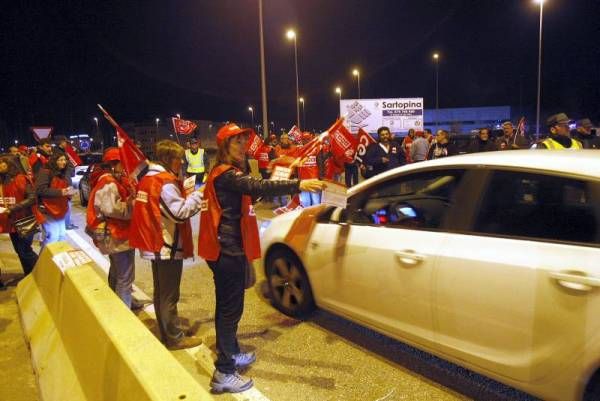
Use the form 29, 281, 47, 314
340, 98, 423, 135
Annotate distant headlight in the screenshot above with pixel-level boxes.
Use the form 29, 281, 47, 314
259, 220, 272, 237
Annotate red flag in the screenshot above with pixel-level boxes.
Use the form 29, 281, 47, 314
98, 104, 149, 181
274, 194, 302, 215
356, 128, 376, 163
287, 125, 303, 144
171, 117, 198, 135
327, 119, 358, 164
64, 144, 82, 166
246, 130, 264, 158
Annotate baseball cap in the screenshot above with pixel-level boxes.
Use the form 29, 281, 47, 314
546, 113, 571, 127
216, 123, 251, 146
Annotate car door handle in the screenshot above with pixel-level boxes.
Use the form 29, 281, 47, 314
395, 250, 426, 267
549, 271, 600, 292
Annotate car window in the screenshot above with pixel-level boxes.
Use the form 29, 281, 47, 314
80, 153, 103, 165
348, 169, 465, 230
474, 170, 600, 245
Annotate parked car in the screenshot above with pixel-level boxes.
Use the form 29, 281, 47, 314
78, 162, 104, 206
260, 150, 600, 401
72, 153, 102, 188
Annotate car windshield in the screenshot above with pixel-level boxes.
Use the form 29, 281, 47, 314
79, 153, 103, 165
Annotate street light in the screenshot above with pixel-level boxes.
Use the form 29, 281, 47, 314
155, 118, 160, 136
335, 87, 342, 117
286, 29, 301, 129
176, 113, 181, 119
352, 69, 361, 99
299, 97, 306, 129
433, 52, 440, 127
248, 106, 254, 128
93, 117, 103, 151
534, 0, 545, 139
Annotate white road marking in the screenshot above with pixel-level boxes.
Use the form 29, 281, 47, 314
66, 229, 270, 400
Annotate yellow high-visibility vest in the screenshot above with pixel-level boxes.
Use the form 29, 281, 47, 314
185, 148, 205, 173
541, 137, 583, 150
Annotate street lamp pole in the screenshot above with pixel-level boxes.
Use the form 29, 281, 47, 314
248, 106, 254, 129
335, 87, 342, 117
352, 69, 361, 99
258, 0, 269, 139
287, 29, 301, 129
433, 52, 440, 128
535, 0, 545, 139
155, 118, 160, 136
299, 97, 306, 129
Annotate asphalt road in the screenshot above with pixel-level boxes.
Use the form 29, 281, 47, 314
66, 197, 537, 401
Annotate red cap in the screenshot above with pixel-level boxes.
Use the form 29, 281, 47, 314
18, 145, 28, 152
103, 147, 121, 162
216, 123, 251, 146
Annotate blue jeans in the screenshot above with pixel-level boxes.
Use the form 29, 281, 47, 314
108, 249, 135, 308
299, 191, 321, 207
65, 200, 72, 226
41, 215, 66, 248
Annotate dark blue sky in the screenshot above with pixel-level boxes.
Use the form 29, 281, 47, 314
2, 0, 599, 143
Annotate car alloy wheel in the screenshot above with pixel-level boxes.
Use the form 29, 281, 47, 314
266, 249, 315, 317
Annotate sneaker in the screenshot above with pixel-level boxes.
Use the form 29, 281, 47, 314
233, 352, 256, 369
210, 370, 253, 393
166, 335, 203, 351
130, 299, 149, 311
0, 281, 6, 291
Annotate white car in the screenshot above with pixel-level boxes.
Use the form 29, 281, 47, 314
72, 153, 102, 188
260, 150, 600, 401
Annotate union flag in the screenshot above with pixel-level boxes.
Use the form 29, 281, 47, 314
172, 117, 198, 135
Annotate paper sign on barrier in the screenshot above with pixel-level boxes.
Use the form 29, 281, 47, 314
321, 182, 348, 208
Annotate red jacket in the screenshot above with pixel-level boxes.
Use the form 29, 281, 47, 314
256, 145, 272, 170
0, 174, 32, 233
129, 171, 194, 257
36, 174, 69, 221
198, 164, 261, 262
297, 154, 319, 179
86, 173, 131, 241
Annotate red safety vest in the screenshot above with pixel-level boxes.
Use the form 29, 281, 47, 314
198, 164, 261, 262
256, 145, 272, 169
86, 173, 131, 241
0, 174, 31, 233
297, 150, 319, 179
129, 171, 194, 257
37, 173, 69, 220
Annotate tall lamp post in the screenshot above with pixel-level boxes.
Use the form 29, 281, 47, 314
286, 29, 301, 129
335, 87, 342, 117
299, 97, 306, 129
352, 69, 361, 99
433, 52, 440, 127
93, 117, 103, 150
534, 0, 545, 139
155, 118, 160, 137
248, 106, 255, 129
258, 0, 269, 139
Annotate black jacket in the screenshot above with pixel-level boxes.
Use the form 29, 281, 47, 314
571, 130, 600, 149
214, 168, 300, 255
363, 141, 404, 178
35, 168, 71, 199
467, 138, 496, 153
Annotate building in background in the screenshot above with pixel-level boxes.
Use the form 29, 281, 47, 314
424, 106, 512, 134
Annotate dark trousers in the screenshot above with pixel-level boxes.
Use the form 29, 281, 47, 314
345, 163, 359, 187
151, 259, 184, 344
207, 253, 246, 374
9, 232, 38, 276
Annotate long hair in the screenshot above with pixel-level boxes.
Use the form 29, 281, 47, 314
214, 136, 247, 173
0, 155, 19, 180
46, 153, 68, 177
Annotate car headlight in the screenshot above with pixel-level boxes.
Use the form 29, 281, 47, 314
259, 220, 272, 237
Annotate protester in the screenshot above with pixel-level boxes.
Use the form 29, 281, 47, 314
0, 155, 38, 283
9, 146, 31, 175
29, 138, 53, 176
184, 137, 209, 187
495, 120, 529, 150
427, 130, 457, 159
534, 113, 583, 150
35, 153, 75, 247
297, 133, 323, 206
409, 131, 429, 162
199, 123, 325, 393
53, 135, 78, 230
274, 133, 297, 157
401, 128, 416, 163
424, 128, 434, 144
571, 118, 599, 149
363, 126, 404, 178
129, 140, 203, 350
256, 136, 275, 180
467, 128, 497, 153
86, 148, 137, 308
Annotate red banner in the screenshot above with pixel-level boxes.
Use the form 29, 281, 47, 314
328, 119, 358, 164
65, 144, 82, 167
274, 194, 302, 215
356, 128, 376, 163
287, 125, 303, 144
246, 130, 264, 158
171, 117, 197, 135
98, 104, 149, 181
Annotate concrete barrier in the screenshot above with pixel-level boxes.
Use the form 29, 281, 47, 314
16, 242, 214, 401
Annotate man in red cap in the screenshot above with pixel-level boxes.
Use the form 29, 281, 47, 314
86, 148, 137, 308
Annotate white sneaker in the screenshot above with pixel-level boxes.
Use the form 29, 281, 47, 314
233, 351, 256, 369
210, 370, 253, 393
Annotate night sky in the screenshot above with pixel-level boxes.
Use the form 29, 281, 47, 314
2, 0, 599, 144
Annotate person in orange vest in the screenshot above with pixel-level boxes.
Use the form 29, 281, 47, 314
199, 123, 325, 393
0, 155, 38, 289
297, 132, 322, 207
129, 140, 203, 350
35, 153, 77, 248
86, 148, 137, 308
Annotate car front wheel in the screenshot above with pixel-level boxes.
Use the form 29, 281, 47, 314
265, 248, 315, 318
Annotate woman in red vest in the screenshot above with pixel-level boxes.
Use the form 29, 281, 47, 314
35, 153, 76, 248
86, 148, 136, 308
199, 123, 324, 393
0, 155, 38, 289
129, 140, 203, 350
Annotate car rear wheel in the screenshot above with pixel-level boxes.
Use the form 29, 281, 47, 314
265, 249, 315, 318
79, 186, 87, 207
